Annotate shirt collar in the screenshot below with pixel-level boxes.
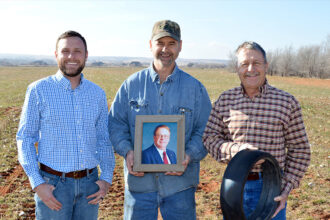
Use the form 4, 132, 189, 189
149, 63, 180, 83
154, 144, 166, 154
55, 70, 85, 90
240, 79, 269, 97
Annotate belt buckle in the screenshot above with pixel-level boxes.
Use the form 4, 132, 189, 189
73, 171, 80, 179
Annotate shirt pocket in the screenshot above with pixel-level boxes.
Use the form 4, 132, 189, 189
225, 109, 249, 142
129, 99, 149, 113
84, 101, 99, 124
254, 116, 284, 146
129, 98, 150, 125
173, 106, 193, 134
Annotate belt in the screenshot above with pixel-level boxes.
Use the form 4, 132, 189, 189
40, 163, 95, 179
247, 172, 260, 181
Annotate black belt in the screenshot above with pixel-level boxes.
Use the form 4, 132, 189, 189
40, 163, 95, 179
247, 172, 261, 181
220, 150, 281, 220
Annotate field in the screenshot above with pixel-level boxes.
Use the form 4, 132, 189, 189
0, 66, 329, 220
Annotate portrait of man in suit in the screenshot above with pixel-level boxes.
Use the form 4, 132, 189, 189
142, 125, 177, 164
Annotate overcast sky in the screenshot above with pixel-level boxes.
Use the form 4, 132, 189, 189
1, 0, 329, 59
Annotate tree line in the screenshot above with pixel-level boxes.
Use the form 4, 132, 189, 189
228, 35, 330, 79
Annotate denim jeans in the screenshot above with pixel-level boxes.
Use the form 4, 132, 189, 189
124, 187, 196, 220
35, 168, 99, 220
243, 177, 286, 220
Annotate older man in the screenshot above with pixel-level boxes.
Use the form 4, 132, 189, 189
203, 41, 310, 219
108, 20, 211, 220
17, 30, 115, 220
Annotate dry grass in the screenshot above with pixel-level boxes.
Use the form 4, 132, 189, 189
0, 66, 329, 219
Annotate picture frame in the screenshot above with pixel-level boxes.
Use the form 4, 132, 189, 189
133, 115, 185, 172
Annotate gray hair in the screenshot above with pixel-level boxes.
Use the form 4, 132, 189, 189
235, 41, 267, 63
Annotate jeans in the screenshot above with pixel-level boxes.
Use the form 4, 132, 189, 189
124, 187, 196, 220
243, 177, 286, 220
35, 168, 99, 220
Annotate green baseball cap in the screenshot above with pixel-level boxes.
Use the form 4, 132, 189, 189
151, 20, 181, 41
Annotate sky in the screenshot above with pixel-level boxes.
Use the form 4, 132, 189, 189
0, 0, 329, 60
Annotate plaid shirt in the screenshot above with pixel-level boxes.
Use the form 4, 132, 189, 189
202, 81, 310, 195
17, 71, 115, 189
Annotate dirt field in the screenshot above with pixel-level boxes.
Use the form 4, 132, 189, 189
0, 67, 329, 219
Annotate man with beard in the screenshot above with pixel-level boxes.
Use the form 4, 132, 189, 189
202, 41, 310, 219
108, 20, 211, 219
17, 30, 115, 220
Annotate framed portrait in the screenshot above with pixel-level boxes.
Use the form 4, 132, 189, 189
133, 115, 185, 172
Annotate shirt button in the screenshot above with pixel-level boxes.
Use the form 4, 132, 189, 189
80, 150, 83, 153
160, 93, 164, 96
158, 110, 162, 113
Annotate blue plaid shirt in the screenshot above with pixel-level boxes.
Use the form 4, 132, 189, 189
109, 64, 211, 197
17, 71, 115, 189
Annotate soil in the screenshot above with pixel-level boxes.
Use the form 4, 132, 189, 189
1, 164, 329, 219
0, 163, 223, 219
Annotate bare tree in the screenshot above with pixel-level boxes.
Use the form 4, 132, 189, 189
320, 34, 330, 78
227, 35, 330, 79
278, 46, 295, 76
296, 45, 321, 77
227, 50, 237, 73
267, 49, 281, 76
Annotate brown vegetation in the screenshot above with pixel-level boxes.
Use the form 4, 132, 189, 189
0, 67, 329, 219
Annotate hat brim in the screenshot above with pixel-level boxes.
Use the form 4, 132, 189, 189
152, 32, 180, 42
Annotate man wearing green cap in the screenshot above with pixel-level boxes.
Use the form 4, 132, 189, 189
108, 20, 211, 219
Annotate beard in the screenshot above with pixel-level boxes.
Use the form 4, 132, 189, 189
157, 53, 174, 67
59, 61, 85, 78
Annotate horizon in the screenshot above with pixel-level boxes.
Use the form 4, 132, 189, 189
1, 0, 329, 60
0, 53, 228, 62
